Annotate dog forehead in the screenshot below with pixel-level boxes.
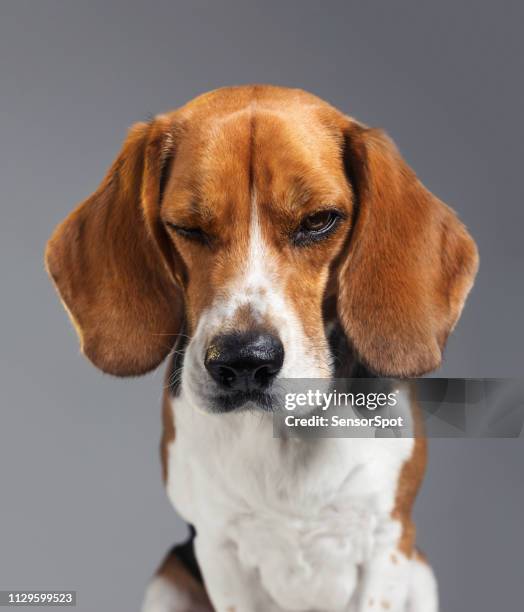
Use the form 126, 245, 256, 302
180, 91, 339, 160
166, 91, 346, 216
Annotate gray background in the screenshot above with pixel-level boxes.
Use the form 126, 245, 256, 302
0, 1, 522, 610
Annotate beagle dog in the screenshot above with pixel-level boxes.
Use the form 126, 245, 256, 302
46, 85, 478, 612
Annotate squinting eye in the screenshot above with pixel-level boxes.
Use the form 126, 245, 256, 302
165, 222, 210, 245
293, 210, 342, 246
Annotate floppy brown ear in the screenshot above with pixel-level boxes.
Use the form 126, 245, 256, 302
337, 121, 479, 377
45, 119, 183, 376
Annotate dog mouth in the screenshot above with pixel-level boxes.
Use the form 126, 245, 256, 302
211, 389, 277, 413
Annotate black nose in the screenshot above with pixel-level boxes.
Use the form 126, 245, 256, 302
204, 332, 284, 391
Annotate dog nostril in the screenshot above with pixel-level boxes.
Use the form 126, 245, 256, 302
218, 365, 236, 388
253, 364, 278, 387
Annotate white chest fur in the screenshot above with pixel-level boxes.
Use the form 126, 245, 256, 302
165, 393, 414, 612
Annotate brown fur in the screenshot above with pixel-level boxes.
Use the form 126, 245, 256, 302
338, 124, 479, 376
392, 386, 428, 557
45, 120, 184, 376
161, 384, 176, 484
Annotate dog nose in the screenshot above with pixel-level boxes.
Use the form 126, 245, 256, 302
204, 332, 284, 391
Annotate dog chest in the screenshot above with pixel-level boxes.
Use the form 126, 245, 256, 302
166, 397, 413, 609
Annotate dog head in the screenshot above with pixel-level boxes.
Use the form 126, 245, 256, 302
46, 86, 478, 412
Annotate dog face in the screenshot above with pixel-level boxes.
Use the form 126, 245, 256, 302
46, 86, 478, 412
161, 95, 354, 410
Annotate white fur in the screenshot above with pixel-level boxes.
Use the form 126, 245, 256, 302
164, 387, 439, 612
408, 557, 439, 612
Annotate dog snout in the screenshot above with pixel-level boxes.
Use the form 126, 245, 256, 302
204, 331, 284, 391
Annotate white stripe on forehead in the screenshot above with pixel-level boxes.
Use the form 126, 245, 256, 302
240, 192, 277, 297
204, 195, 277, 322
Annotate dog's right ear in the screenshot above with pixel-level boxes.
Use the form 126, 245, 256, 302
45, 118, 184, 377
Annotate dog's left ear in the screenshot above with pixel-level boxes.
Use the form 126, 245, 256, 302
337, 120, 479, 376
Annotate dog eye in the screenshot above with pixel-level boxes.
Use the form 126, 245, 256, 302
165, 222, 210, 245
303, 211, 338, 232
293, 210, 342, 246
